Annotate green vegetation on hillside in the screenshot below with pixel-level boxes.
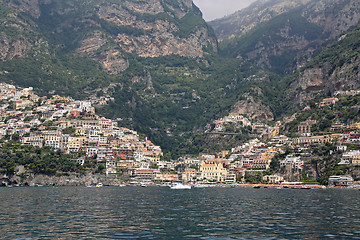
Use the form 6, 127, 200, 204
306, 24, 360, 75
0, 53, 113, 98
0, 140, 79, 175
219, 11, 323, 74
97, 53, 268, 157
306, 143, 349, 185
286, 94, 360, 135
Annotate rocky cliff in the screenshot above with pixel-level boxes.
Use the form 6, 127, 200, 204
289, 24, 360, 105
96, 1, 217, 58
1, 172, 126, 187
0, 2, 48, 61
231, 95, 274, 122
2, 0, 217, 66
290, 57, 360, 105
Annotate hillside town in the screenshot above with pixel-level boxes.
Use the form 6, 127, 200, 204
1, 83, 359, 187
0, 83, 164, 177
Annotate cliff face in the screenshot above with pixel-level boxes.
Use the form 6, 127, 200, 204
113, 26, 215, 58
231, 95, 274, 122
290, 58, 360, 105
0, 2, 47, 61
93, 0, 217, 58
289, 24, 360, 105
4, 0, 41, 18
305, 0, 360, 39
2, 0, 217, 66
0, 36, 31, 61
76, 31, 129, 74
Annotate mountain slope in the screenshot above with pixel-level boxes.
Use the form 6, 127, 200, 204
36, 0, 217, 59
207, 0, 360, 125
210, 0, 311, 42
288, 23, 360, 105
0, 0, 218, 96
211, 0, 360, 74
0, 0, 265, 156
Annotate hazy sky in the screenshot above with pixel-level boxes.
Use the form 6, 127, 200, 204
193, 0, 257, 21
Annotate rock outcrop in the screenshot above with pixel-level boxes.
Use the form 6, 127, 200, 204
0, 5, 46, 61
1, 173, 126, 187
290, 58, 360, 105
77, 31, 129, 74
0, 35, 31, 61
231, 95, 274, 122
114, 26, 216, 58
5, 0, 41, 18
95, 0, 217, 58
305, 0, 360, 39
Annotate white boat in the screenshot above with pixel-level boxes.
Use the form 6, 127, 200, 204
140, 182, 151, 187
96, 183, 103, 187
170, 182, 191, 190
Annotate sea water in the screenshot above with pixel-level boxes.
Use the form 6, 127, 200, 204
0, 186, 359, 239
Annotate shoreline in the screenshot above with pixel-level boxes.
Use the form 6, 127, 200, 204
1, 173, 356, 189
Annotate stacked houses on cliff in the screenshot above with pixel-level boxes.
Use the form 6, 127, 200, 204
0, 83, 163, 177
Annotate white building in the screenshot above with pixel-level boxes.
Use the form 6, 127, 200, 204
280, 155, 304, 169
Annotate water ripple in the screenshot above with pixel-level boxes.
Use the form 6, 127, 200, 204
0, 187, 360, 239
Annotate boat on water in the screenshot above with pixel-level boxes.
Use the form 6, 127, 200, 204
96, 183, 103, 188
253, 185, 261, 189
140, 182, 151, 187
170, 182, 191, 190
